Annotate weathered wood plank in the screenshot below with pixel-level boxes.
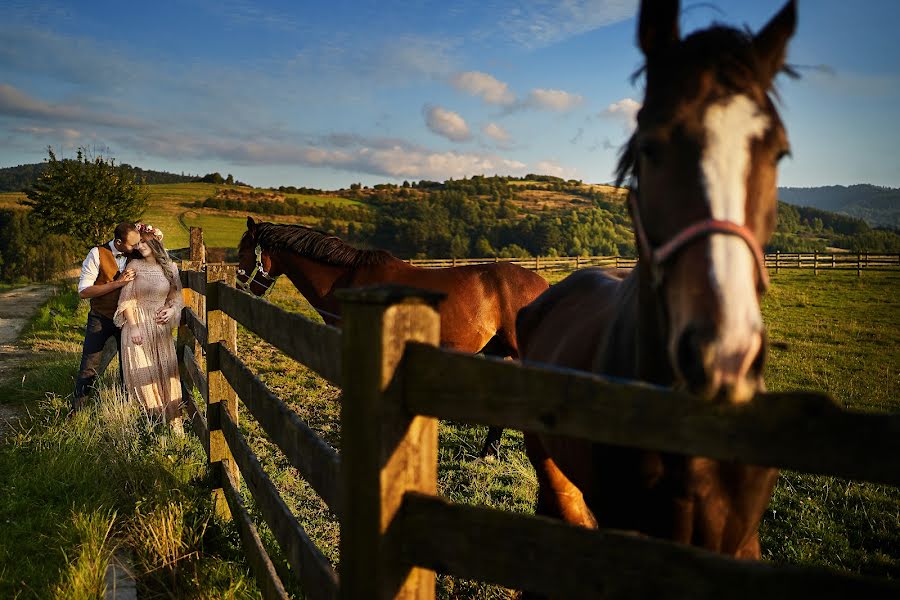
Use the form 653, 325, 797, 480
402, 344, 900, 486
215, 283, 343, 386
393, 492, 899, 599
182, 307, 207, 349
218, 345, 342, 516
182, 381, 209, 458
221, 462, 290, 600
182, 345, 208, 403
221, 408, 339, 600
183, 270, 207, 295
338, 286, 443, 600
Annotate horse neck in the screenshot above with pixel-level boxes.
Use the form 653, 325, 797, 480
275, 250, 350, 309
598, 264, 674, 385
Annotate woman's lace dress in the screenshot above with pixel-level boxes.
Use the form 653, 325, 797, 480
114, 259, 184, 420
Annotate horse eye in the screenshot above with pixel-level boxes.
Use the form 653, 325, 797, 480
638, 139, 663, 164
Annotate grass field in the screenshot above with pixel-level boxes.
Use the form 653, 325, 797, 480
0, 287, 257, 598
1, 269, 897, 597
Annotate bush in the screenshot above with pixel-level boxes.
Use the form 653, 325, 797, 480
0, 209, 77, 282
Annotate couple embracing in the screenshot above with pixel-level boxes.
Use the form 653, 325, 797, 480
73, 222, 185, 432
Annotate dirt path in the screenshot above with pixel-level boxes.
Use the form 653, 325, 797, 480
0, 284, 56, 438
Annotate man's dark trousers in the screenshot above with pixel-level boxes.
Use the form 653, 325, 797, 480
72, 310, 123, 410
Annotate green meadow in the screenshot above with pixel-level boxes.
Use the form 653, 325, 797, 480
0, 268, 897, 597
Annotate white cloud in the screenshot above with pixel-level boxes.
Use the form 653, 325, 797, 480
423, 105, 472, 142
12, 125, 82, 141
601, 97, 640, 130
450, 71, 516, 105
534, 160, 579, 180
525, 88, 584, 112
106, 129, 529, 181
482, 122, 511, 144
496, 0, 637, 49
0, 84, 148, 130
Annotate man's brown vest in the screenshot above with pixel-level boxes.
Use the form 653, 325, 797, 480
90, 246, 123, 319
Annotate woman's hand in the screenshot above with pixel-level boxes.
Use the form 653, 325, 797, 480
131, 331, 143, 345
155, 306, 176, 325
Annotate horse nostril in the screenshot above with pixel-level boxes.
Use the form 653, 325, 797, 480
676, 325, 713, 391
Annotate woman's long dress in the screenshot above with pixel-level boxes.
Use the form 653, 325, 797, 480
113, 259, 184, 420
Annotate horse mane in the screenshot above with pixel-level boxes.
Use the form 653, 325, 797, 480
615, 25, 798, 189
242, 222, 395, 268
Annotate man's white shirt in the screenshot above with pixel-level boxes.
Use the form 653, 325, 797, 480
77, 241, 129, 293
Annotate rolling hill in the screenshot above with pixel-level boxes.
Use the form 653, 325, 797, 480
778, 185, 900, 229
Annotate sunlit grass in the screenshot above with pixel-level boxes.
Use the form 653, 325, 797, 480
0, 285, 257, 598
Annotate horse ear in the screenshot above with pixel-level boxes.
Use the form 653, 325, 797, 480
247, 216, 256, 234
753, 0, 797, 84
638, 0, 680, 58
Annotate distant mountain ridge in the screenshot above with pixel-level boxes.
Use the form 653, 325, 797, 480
0, 162, 197, 191
777, 184, 900, 229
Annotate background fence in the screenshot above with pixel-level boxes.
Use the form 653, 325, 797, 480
410, 252, 900, 275
174, 232, 899, 599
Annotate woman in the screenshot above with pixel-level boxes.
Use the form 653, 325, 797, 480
113, 223, 185, 431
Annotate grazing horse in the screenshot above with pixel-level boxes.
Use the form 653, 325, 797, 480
238, 216, 549, 457
516, 0, 796, 558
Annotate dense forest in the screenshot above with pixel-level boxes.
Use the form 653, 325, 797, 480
203, 175, 900, 258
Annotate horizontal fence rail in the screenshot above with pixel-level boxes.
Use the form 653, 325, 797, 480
221, 465, 290, 600
402, 344, 900, 486
214, 283, 343, 386
221, 407, 339, 600
217, 344, 342, 515
393, 493, 897, 599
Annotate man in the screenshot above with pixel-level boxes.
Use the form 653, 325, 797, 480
72, 222, 140, 413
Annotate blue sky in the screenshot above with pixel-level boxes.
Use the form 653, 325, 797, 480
2, 1, 899, 189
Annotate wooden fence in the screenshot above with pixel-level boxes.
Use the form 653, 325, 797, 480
408, 253, 900, 275
175, 257, 900, 598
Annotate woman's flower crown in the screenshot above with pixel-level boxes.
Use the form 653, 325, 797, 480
135, 222, 164, 241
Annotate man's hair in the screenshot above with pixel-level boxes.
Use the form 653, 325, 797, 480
113, 222, 138, 242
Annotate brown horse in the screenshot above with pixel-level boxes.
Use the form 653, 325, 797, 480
238, 216, 549, 457
516, 0, 796, 558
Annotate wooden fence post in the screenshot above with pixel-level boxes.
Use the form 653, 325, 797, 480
813, 251, 818, 276
190, 226, 205, 264
205, 264, 238, 519
857, 253, 862, 278
337, 285, 444, 600
832, 253, 836, 269
775, 251, 780, 274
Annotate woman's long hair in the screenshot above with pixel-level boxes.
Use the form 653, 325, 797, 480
137, 233, 178, 292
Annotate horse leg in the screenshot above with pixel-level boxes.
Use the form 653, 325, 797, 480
525, 434, 598, 527
476, 335, 515, 460
479, 426, 503, 460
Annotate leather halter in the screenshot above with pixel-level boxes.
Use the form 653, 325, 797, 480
628, 189, 770, 293
236, 244, 278, 297
236, 244, 343, 322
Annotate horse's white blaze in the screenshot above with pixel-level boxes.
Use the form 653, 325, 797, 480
701, 95, 769, 374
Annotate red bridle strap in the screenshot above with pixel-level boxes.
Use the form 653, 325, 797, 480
629, 191, 770, 292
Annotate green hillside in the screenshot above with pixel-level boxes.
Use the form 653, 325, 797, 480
2, 175, 899, 280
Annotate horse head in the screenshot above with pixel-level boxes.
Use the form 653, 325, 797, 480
237, 216, 281, 296
626, 0, 796, 403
